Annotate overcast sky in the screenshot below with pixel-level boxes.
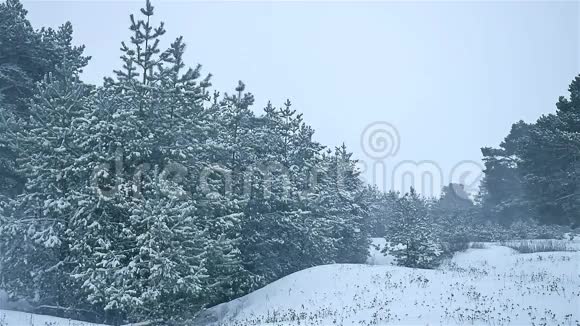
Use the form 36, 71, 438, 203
22, 0, 580, 195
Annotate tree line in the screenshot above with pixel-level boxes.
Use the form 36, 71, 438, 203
0, 1, 368, 323
479, 78, 580, 227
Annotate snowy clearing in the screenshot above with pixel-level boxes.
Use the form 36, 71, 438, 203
198, 240, 580, 326
1, 239, 579, 326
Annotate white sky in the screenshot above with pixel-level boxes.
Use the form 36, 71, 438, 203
21, 0, 580, 196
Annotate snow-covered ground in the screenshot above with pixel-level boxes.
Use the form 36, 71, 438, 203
198, 239, 580, 326
0, 309, 104, 326
1, 239, 579, 326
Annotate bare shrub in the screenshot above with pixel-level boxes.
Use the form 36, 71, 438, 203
468, 242, 488, 249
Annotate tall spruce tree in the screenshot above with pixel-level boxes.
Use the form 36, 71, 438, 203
324, 144, 370, 264
80, 1, 214, 321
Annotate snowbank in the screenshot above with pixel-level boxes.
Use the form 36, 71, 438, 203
200, 243, 580, 325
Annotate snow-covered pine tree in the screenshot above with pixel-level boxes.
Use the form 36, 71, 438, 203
191, 80, 259, 300
320, 144, 370, 264
126, 171, 209, 319
0, 61, 96, 317
0, 0, 90, 200
284, 105, 336, 269
74, 2, 215, 322
382, 187, 441, 269
237, 99, 340, 283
